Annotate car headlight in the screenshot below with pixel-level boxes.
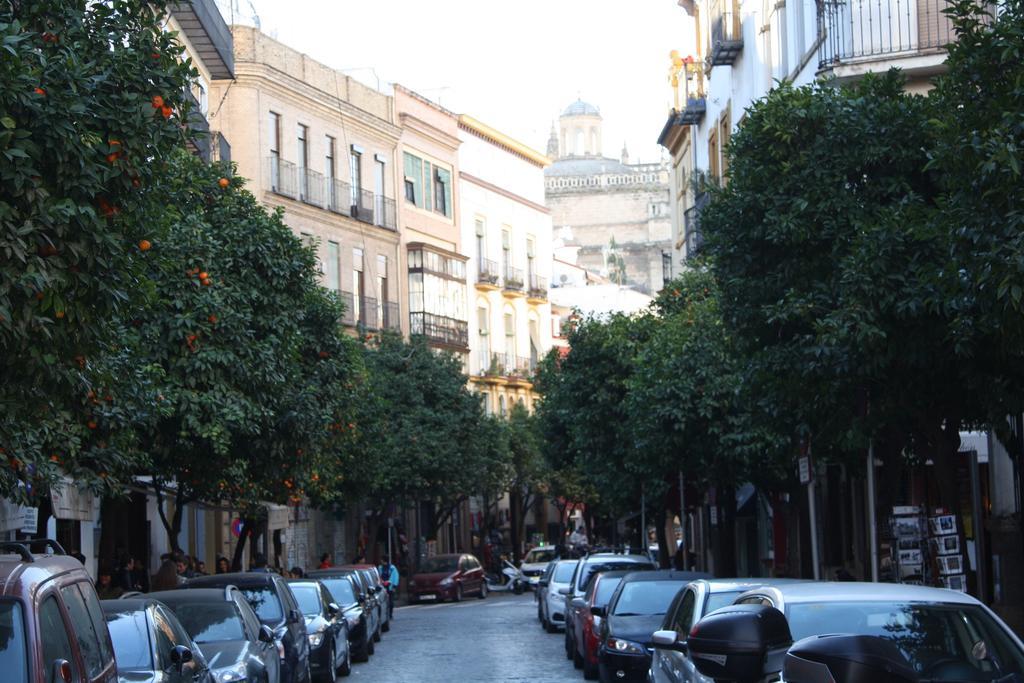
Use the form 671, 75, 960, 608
440, 577, 453, 587
308, 631, 325, 648
607, 637, 645, 655
214, 662, 248, 682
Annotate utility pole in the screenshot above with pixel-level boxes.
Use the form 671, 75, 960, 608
640, 484, 646, 555
867, 442, 879, 581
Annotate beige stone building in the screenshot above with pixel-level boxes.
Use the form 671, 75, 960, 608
210, 26, 404, 338
394, 86, 469, 358
545, 100, 673, 294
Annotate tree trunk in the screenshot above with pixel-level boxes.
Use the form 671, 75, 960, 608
718, 486, 738, 577
655, 506, 670, 568
231, 517, 255, 571
509, 489, 522, 562
151, 479, 187, 554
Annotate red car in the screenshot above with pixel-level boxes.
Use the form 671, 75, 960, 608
572, 569, 631, 680
408, 553, 486, 603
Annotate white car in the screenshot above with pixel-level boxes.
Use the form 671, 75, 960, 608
520, 546, 559, 588
537, 559, 579, 633
720, 582, 1024, 682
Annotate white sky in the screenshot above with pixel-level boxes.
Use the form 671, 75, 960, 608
219, 0, 692, 163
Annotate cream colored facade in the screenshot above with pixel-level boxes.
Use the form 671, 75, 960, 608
458, 116, 554, 415
210, 26, 404, 336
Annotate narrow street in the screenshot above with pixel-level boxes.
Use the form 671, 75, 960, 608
352, 592, 578, 682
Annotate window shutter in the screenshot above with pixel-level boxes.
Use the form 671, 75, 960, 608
403, 153, 421, 206
437, 167, 453, 217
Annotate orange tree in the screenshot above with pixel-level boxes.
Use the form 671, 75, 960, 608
0, 0, 194, 500
118, 152, 363, 554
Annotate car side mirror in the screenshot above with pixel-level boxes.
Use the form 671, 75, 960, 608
288, 609, 303, 624
687, 605, 792, 683
558, 587, 571, 596
169, 645, 193, 673
51, 659, 73, 683
590, 605, 606, 618
652, 630, 688, 653
327, 602, 341, 616
784, 634, 918, 683
570, 597, 587, 610
258, 625, 276, 643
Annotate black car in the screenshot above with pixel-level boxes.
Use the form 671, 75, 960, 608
595, 570, 710, 683
305, 572, 373, 663
288, 579, 352, 681
101, 597, 214, 683
150, 587, 282, 683
307, 570, 379, 653
185, 572, 310, 683
562, 554, 656, 664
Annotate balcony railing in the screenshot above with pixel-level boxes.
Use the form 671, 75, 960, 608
268, 157, 297, 198
410, 312, 469, 349
326, 177, 351, 216
528, 275, 548, 301
678, 97, 707, 126
818, 0, 955, 69
183, 89, 210, 162
382, 301, 401, 331
211, 131, 231, 163
684, 193, 709, 260
339, 292, 399, 332
478, 259, 501, 286
709, 0, 743, 66
375, 195, 397, 231
503, 266, 525, 292
299, 167, 324, 207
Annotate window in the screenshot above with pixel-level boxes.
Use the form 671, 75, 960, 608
0, 602, 27, 683
501, 228, 512, 275
433, 166, 450, 216
39, 596, 80, 683
377, 254, 388, 325
61, 584, 107, 677
499, 395, 506, 416
673, 588, 697, 636
529, 317, 540, 366
404, 178, 416, 202
297, 124, 308, 200
478, 306, 490, 337
350, 146, 363, 208
708, 129, 720, 183
402, 151, 452, 217
526, 236, 536, 283
325, 135, 336, 207
326, 241, 340, 291
662, 252, 673, 284
104, 610, 150, 671
475, 218, 486, 264
268, 111, 281, 192
504, 311, 515, 354
719, 107, 731, 184
353, 248, 364, 323
374, 158, 386, 226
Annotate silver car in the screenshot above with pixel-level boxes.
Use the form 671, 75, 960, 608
537, 559, 579, 633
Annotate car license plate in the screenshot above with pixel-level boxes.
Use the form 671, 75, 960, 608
420, 594, 437, 601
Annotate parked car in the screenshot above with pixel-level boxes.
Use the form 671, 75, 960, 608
537, 559, 579, 632
725, 581, 1024, 682
571, 569, 633, 679
305, 571, 375, 662
649, 578, 805, 683
185, 573, 310, 683
562, 554, 657, 663
520, 546, 558, 589
336, 565, 389, 633
101, 597, 213, 683
407, 553, 486, 603
149, 587, 282, 683
593, 570, 711, 683
0, 539, 118, 683
288, 579, 351, 681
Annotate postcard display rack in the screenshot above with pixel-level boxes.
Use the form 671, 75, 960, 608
890, 506, 929, 585
929, 511, 967, 592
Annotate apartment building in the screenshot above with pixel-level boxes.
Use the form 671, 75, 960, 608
458, 115, 554, 415
210, 25, 403, 338
394, 86, 469, 358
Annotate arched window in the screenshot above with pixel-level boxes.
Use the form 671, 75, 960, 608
499, 395, 507, 416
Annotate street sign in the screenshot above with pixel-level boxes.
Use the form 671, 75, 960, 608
20, 507, 38, 534
798, 455, 812, 484
231, 518, 244, 538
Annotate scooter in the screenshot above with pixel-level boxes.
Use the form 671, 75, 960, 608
484, 559, 525, 594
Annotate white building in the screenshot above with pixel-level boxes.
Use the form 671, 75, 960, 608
458, 116, 554, 415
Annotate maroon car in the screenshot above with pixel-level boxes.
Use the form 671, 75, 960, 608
408, 553, 486, 603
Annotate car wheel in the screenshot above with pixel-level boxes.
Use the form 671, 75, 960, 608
546, 619, 559, 634
382, 616, 390, 633
338, 640, 351, 677
353, 634, 370, 663
372, 624, 381, 643
454, 583, 463, 602
537, 600, 544, 622
565, 631, 574, 659
320, 644, 338, 683
302, 661, 312, 683
367, 633, 375, 656
583, 655, 598, 680
478, 581, 487, 599
573, 647, 583, 670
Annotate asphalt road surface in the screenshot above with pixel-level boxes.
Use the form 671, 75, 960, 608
349, 592, 580, 682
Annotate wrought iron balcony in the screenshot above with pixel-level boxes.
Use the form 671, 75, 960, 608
339, 293, 397, 333
478, 259, 501, 287
169, 0, 234, 79
709, 0, 743, 66
211, 131, 231, 163
818, 0, 955, 70
409, 312, 469, 349
528, 275, 548, 301
375, 195, 397, 231
684, 193, 709, 260
299, 167, 324, 207
326, 177, 352, 216
382, 301, 401, 331
268, 157, 297, 198
678, 98, 707, 126
503, 266, 525, 293
183, 89, 210, 162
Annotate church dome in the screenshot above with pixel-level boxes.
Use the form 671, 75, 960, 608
561, 99, 601, 118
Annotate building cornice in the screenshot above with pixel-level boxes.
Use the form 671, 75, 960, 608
399, 112, 462, 152
460, 172, 551, 215
458, 115, 551, 168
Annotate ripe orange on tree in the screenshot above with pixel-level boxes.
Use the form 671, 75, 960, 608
151, 95, 164, 109
218, 177, 230, 188
138, 239, 151, 251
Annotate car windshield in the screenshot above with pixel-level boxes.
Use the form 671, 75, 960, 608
577, 561, 651, 591
554, 561, 578, 583
105, 611, 153, 670
241, 587, 283, 623
594, 577, 623, 607
291, 584, 323, 617
420, 556, 459, 573
786, 601, 1024, 681
171, 603, 245, 644
612, 581, 684, 616
705, 590, 745, 615
321, 579, 357, 605
525, 548, 557, 564
0, 601, 28, 683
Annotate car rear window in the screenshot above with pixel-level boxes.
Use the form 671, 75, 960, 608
241, 587, 283, 623
595, 577, 623, 607
576, 560, 651, 591
553, 561, 578, 583
704, 590, 744, 615
105, 610, 153, 669
172, 603, 246, 643
291, 584, 323, 617
612, 581, 684, 616
420, 556, 459, 573
0, 601, 28, 683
